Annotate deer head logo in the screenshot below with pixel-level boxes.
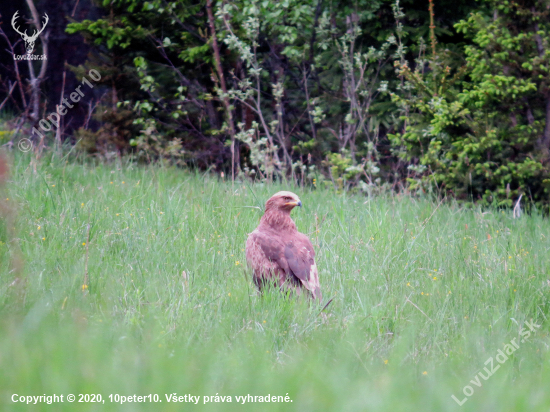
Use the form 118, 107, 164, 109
11, 10, 49, 54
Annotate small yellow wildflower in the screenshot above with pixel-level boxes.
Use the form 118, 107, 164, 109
433, 276, 437, 280
51, 185, 55, 187
122, 181, 125, 184
235, 261, 240, 266
407, 282, 411, 287
42, 237, 45, 240
422, 371, 428, 375
228, 293, 231, 297
384, 360, 388, 365
263, 320, 266, 323
82, 242, 86, 246
81, 203, 84, 207
37, 226, 41, 230
82, 284, 88, 290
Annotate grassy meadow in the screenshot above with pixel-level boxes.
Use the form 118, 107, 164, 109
1, 151, 550, 411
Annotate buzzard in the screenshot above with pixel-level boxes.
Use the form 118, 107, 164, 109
246, 191, 321, 300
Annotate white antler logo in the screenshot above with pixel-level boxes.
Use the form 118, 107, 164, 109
11, 10, 49, 54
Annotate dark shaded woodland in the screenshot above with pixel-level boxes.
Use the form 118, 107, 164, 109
1, 0, 549, 208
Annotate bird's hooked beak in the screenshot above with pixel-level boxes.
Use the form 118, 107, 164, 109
285, 200, 302, 208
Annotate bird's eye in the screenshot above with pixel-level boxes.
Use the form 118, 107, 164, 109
284, 197, 290, 201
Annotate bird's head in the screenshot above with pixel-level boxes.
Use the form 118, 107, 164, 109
265, 191, 302, 213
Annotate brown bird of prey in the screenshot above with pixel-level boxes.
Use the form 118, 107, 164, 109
245, 191, 321, 300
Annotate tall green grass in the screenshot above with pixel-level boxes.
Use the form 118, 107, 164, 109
1, 151, 549, 411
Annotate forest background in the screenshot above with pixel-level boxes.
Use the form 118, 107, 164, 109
0, 0, 549, 209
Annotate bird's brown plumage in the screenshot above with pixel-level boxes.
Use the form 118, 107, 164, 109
245, 191, 321, 300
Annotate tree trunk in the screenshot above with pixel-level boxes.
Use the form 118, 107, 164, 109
206, 0, 237, 181
26, 0, 48, 124
543, 96, 550, 150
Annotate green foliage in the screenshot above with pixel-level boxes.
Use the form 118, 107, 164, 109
218, 0, 405, 184
74, 106, 138, 155
130, 119, 187, 166
66, 18, 142, 49
64, 0, 479, 185
60, 0, 550, 208
391, 0, 550, 209
67, 0, 224, 167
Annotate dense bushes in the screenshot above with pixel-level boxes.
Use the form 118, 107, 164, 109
391, 0, 550, 209
10, 0, 548, 208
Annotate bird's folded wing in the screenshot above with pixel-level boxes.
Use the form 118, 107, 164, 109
250, 230, 288, 271
284, 235, 321, 299
284, 241, 314, 282
250, 230, 321, 299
